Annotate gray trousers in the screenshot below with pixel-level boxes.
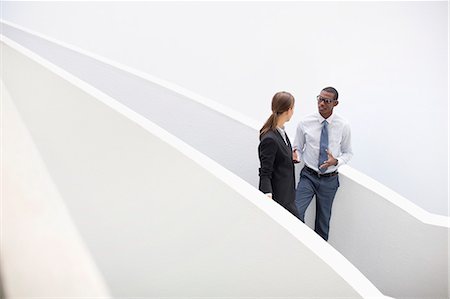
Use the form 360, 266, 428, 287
295, 167, 340, 241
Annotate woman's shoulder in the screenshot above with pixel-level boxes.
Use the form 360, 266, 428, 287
259, 130, 279, 148
260, 130, 277, 141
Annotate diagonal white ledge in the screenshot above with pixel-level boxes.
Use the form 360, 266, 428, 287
339, 166, 449, 228
1, 18, 447, 230
1, 35, 387, 298
0, 19, 261, 130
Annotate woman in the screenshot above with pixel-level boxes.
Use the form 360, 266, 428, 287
258, 91, 299, 217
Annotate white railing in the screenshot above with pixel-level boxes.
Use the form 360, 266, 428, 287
1, 39, 386, 297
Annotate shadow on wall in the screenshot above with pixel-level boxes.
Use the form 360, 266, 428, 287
0, 275, 4, 299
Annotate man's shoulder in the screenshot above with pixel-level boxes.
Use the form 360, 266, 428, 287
299, 113, 319, 125
332, 113, 351, 127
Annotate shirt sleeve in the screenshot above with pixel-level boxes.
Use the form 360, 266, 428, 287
293, 122, 305, 161
258, 137, 277, 194
337, 122, 353, 165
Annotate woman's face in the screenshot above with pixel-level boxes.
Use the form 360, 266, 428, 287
286, 105, 294, 121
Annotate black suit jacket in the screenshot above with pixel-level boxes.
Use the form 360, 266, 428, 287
258, 130, 299, 217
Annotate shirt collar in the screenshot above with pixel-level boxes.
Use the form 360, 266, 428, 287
276, 127, 286, 136
317, 113, 335, 124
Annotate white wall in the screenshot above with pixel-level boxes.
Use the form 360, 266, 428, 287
1, 40, 387, 298
3, 30, 448, 297
1, 2, 448, 216
2, 1, 447, 216
2, 1, 448, 215
330, 166, 449, 298
1, 81, 111, 298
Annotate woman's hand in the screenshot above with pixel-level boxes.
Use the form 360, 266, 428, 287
293, 149, 300, 163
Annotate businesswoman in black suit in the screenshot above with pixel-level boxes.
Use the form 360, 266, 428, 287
258, 91, 299, 217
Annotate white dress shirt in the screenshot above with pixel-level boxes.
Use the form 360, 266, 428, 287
293, 113, 353, 173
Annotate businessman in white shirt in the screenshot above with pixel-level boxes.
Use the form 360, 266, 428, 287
293, 87, 353, 241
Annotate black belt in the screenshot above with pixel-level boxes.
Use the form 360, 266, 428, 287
304, 165, 338, 178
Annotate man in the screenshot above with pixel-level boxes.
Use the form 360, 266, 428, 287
293, 87, 353, 241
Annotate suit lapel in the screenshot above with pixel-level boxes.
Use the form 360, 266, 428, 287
275, 130, 292, 154
286, 134, 292, 151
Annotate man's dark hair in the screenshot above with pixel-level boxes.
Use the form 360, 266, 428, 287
322, 87, 339, 101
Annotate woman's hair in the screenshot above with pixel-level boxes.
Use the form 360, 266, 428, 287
259, 91, 295, 138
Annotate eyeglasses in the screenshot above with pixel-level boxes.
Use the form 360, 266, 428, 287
317, 95, 336, 104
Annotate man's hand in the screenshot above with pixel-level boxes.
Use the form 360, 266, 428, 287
265, 193, 273, 199
319, 149, 338, 170
293, 149, 300, 163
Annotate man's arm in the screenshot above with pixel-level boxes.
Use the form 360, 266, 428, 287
337, 122, 353, 166
293, 122, 305, 163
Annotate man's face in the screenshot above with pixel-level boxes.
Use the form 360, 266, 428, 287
317, 90, 338, 116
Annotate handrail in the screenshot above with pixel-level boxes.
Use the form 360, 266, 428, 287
340, 166, 449, 228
